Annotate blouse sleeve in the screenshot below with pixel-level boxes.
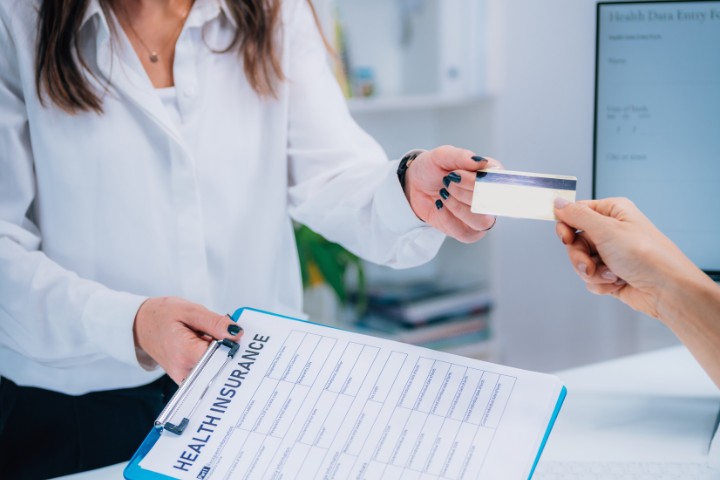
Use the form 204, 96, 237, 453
0, 14, 148, 370
285, 0, 445, 269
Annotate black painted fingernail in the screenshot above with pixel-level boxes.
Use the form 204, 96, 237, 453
228, 324, 242, 336
439, 188, 450, 200
435, 199, 443, 209
472, 155, 487, 163
442, 176, 451, 188
447, 172, 461, 183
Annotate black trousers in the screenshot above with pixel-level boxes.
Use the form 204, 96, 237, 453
0, 375, 177, 480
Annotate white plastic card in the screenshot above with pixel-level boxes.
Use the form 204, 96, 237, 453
471, 169, 577, 221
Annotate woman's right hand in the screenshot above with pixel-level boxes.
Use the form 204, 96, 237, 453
553, 197, 702, 320
133, 297, 244, 383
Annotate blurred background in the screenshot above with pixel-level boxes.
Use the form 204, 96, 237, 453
300, 0, 679, 374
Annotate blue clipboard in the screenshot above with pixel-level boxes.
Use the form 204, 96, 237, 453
528, 386, 567, 479
124, 307, 567, 480
124, 429, 173, 480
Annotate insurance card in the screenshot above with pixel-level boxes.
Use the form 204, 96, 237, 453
471, 169, 577, 221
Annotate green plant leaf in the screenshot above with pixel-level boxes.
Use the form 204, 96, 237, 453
294, 223, 366, 309
310, 241, 347, 301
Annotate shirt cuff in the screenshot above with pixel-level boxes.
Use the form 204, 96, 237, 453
81, 289, 153, 370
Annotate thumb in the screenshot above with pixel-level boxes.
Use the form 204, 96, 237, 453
554, 198, 612, 234
186, 308, 244, 342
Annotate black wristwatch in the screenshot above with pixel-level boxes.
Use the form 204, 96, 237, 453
396, 150, 424, 190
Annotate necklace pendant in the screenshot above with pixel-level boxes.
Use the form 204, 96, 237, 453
149, 52, 159, 63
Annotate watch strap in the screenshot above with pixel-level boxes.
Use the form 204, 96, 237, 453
396, 149, 424, 190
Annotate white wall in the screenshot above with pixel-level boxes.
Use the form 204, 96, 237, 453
486, 0, 678, 372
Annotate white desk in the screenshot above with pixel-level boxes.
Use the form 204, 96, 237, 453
539, 346, 719, 466
53, 346, 719, 479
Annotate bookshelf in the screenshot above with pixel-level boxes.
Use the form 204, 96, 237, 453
306, 0, 497, 360
347, 94, 490, 114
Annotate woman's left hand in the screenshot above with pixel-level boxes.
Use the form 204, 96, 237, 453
403, 146, 502, 243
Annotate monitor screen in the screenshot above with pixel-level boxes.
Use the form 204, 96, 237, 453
594, 1, 720, 280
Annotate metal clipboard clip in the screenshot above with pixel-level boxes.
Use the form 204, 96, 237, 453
154, 337, 240, 435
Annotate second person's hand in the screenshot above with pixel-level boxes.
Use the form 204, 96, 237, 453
553, 197, 700, 319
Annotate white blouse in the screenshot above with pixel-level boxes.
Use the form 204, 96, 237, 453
0, 0, 444, 394
155, 86, 181, 128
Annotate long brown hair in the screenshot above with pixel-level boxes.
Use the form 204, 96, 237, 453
35, 0, 313, 114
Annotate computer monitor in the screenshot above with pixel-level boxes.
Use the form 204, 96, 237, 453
594, 1, 720, 280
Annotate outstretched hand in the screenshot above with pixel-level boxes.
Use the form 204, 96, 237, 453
553, 197, 699, 319
404, 146, 502, 243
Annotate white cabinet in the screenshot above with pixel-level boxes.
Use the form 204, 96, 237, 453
315, 0, 489, 106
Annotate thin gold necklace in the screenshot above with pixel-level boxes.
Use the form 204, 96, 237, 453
117, 2, 193, 64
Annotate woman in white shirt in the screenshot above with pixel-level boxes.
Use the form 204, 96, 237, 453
0, 0, 498, 476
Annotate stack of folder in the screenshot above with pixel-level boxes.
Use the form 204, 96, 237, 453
352, 282, 493, 356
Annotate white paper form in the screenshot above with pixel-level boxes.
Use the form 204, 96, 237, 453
138, 308, 564, 479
